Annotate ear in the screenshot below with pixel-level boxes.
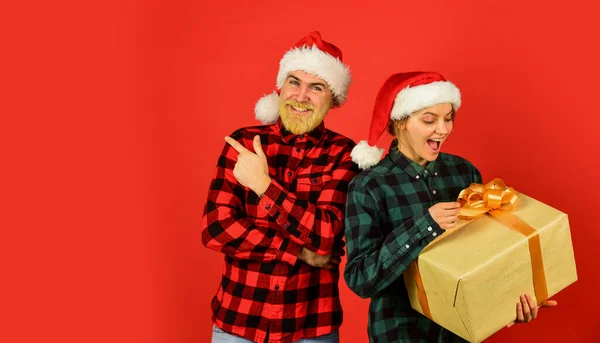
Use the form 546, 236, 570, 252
327, 93, 335, 109
398, 119, 407, 131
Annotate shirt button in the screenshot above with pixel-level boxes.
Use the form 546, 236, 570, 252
434, 172, 438, 176
296, 148, 301, 153
287, 171, 292, 177
416, 175, 420, 179
266, 205, 271, 210
427, 227, 433, 231
274, 284, 280, 290
432, 190, 437, 194
405, 244, 410, 249
312, 178, 318, 184
432, 232, 438, 237
284, 223, 289, 228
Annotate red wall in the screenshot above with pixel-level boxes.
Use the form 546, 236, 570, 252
3, 0, 598, 342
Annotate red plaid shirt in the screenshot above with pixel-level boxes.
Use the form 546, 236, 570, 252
201, 120, 359, 343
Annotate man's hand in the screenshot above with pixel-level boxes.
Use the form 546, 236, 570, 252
506, 293, 558, 328
225, 135, 271, 196
428, 202, 461, 230
298, 248, 341, 269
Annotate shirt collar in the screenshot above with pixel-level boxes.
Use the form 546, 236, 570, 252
277, 119, 325, 145
388, 139, 440, 179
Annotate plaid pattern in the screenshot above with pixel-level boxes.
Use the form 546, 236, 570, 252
344, 140, 482, 343
202, 120, 359, 343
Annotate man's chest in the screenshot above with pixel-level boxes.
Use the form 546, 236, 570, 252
265, 144, 339, 193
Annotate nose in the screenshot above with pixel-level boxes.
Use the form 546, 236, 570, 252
294, 84, 310, 102
435, 120, 450, 135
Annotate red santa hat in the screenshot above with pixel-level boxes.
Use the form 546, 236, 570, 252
254, 31, 351, 124
351, 71, 461, 169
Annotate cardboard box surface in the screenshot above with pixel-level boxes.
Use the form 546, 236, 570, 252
404, 195, 577, 342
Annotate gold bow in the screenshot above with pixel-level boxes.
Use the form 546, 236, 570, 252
457, 178, 520, 219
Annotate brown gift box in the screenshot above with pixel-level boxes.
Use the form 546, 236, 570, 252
403, 187, 577, 343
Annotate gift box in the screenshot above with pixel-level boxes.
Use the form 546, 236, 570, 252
403, 179, 578, 343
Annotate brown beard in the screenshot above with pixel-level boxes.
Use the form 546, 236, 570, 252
279, 99, 330, 134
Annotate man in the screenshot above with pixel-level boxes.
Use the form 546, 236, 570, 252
201, 31, 359, 343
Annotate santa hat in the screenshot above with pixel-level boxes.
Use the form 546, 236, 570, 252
351, 71, 461, 169
254, 31, 351, 124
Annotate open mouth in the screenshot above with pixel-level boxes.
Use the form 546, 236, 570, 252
427, 138, 444, 153
289, 105, 313, 115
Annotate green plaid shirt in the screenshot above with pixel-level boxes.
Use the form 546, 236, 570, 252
344, 141, 482, 343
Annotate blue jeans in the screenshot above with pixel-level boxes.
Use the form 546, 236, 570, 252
211, 325, 340, 343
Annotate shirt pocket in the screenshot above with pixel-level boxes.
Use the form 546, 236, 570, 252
295, 173, 333, 194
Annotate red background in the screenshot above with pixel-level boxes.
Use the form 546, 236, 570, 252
2, 0, 599, 342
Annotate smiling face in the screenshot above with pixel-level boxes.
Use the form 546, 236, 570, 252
278, 70, 333, 135
394, 102, 455, 166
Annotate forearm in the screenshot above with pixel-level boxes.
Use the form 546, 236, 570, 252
344, 211, 441, 298
256, 160, 357, 254
256, 180, 343, 253
201, 208, 301, 265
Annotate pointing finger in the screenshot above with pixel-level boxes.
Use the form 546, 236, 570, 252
225, 136, 249, 154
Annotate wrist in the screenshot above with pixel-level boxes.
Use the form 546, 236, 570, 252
297, 247, 306, 261
253, 176, 271, 196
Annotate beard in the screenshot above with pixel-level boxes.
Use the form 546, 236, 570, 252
279, 99, 331, 135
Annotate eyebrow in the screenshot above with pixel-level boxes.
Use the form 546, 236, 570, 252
421, 109, 455, 117
287, 75, 328, 89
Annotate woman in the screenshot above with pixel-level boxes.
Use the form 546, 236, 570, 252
344, 72, 555, 342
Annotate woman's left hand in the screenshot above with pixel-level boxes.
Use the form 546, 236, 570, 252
506, 293, 558, 328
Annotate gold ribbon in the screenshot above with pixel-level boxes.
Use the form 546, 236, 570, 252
456, 178, 520, 219
409, 178, 548, 321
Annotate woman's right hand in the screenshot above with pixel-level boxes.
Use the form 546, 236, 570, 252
428, 202, 461, 230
